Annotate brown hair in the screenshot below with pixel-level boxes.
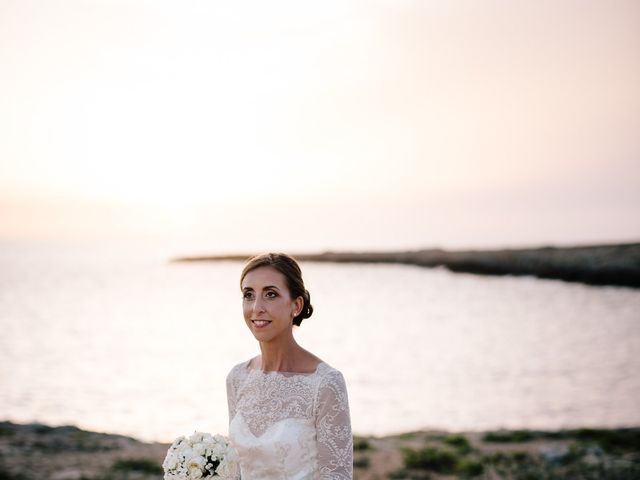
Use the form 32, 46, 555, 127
240, 253, 313, 326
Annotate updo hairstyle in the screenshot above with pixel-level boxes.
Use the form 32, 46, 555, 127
240, 252, 313, 326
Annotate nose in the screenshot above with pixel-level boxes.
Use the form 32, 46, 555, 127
252, 296, 266, 315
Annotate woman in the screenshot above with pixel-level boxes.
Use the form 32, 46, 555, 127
226, 253, 353, 479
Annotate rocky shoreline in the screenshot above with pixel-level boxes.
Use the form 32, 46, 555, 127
1, 420, 639, 479
172, 242, 640, 289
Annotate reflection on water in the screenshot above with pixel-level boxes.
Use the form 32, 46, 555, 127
1, 241, 639, 442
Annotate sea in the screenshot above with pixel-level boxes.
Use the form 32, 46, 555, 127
1, 240, 639, 443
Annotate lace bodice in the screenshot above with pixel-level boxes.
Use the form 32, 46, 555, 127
226, 360, 353, 479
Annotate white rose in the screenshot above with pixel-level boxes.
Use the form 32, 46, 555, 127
163, 454, 179, 470
216, 458, 240, 480
168, 437, 182, 450
192, 442, 207, 456
182, 446, 194, 459
210, 437, 227, 457
188, 465, 203, 479
188, 456, 205, 469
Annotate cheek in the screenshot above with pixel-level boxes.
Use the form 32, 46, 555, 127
279, 302, 294, 318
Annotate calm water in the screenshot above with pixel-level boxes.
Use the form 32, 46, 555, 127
1, 241, 639, 443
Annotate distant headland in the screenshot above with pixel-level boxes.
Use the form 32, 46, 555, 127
172, 242, 640, 288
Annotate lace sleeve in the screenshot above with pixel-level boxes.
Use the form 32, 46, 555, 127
225, 369, 237, 426
315, 369, 353, 479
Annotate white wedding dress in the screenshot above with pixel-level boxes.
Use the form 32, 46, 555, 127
226, 360, 353, 480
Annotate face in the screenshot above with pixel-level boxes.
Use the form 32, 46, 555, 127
241, 266, 303, 343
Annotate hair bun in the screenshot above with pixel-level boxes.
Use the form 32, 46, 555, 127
294, 290, 313, 326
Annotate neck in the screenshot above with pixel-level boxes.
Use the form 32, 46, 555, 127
258, 335, 303, 372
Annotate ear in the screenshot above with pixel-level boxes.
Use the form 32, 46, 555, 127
292, 296, 304, 317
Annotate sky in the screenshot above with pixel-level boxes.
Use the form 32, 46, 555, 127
1, 0, 639, 252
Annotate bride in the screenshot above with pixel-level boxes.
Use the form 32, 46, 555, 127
226, 253, 353, 479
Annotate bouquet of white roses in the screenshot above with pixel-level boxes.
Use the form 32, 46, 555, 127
162, 431, 240, 480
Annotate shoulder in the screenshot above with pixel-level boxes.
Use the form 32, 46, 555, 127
317, 361, 345, 378
314, 363, 350, 416
226, 358, 252, 384
316, 362, 348, 391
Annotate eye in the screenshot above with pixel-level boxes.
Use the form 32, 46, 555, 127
243, 291, 254, 300
265, 290, 278, 298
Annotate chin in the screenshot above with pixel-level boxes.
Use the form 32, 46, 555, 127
249, 329, 272, 341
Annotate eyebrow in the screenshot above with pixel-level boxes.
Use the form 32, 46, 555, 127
242, 285, 281, 291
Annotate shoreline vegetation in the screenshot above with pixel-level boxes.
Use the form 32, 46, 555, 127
172, 242, 640, 288
1, 420, 639, 479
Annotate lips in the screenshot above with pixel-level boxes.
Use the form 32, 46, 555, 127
252, 320, 272, 328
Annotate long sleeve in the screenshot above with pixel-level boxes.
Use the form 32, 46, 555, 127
226, 369, 237, 427
314, 370, 353, 479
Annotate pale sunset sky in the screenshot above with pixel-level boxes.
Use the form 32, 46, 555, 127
1, 0, 639, 252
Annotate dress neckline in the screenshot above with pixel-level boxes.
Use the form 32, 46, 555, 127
243, 359, 326, 376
